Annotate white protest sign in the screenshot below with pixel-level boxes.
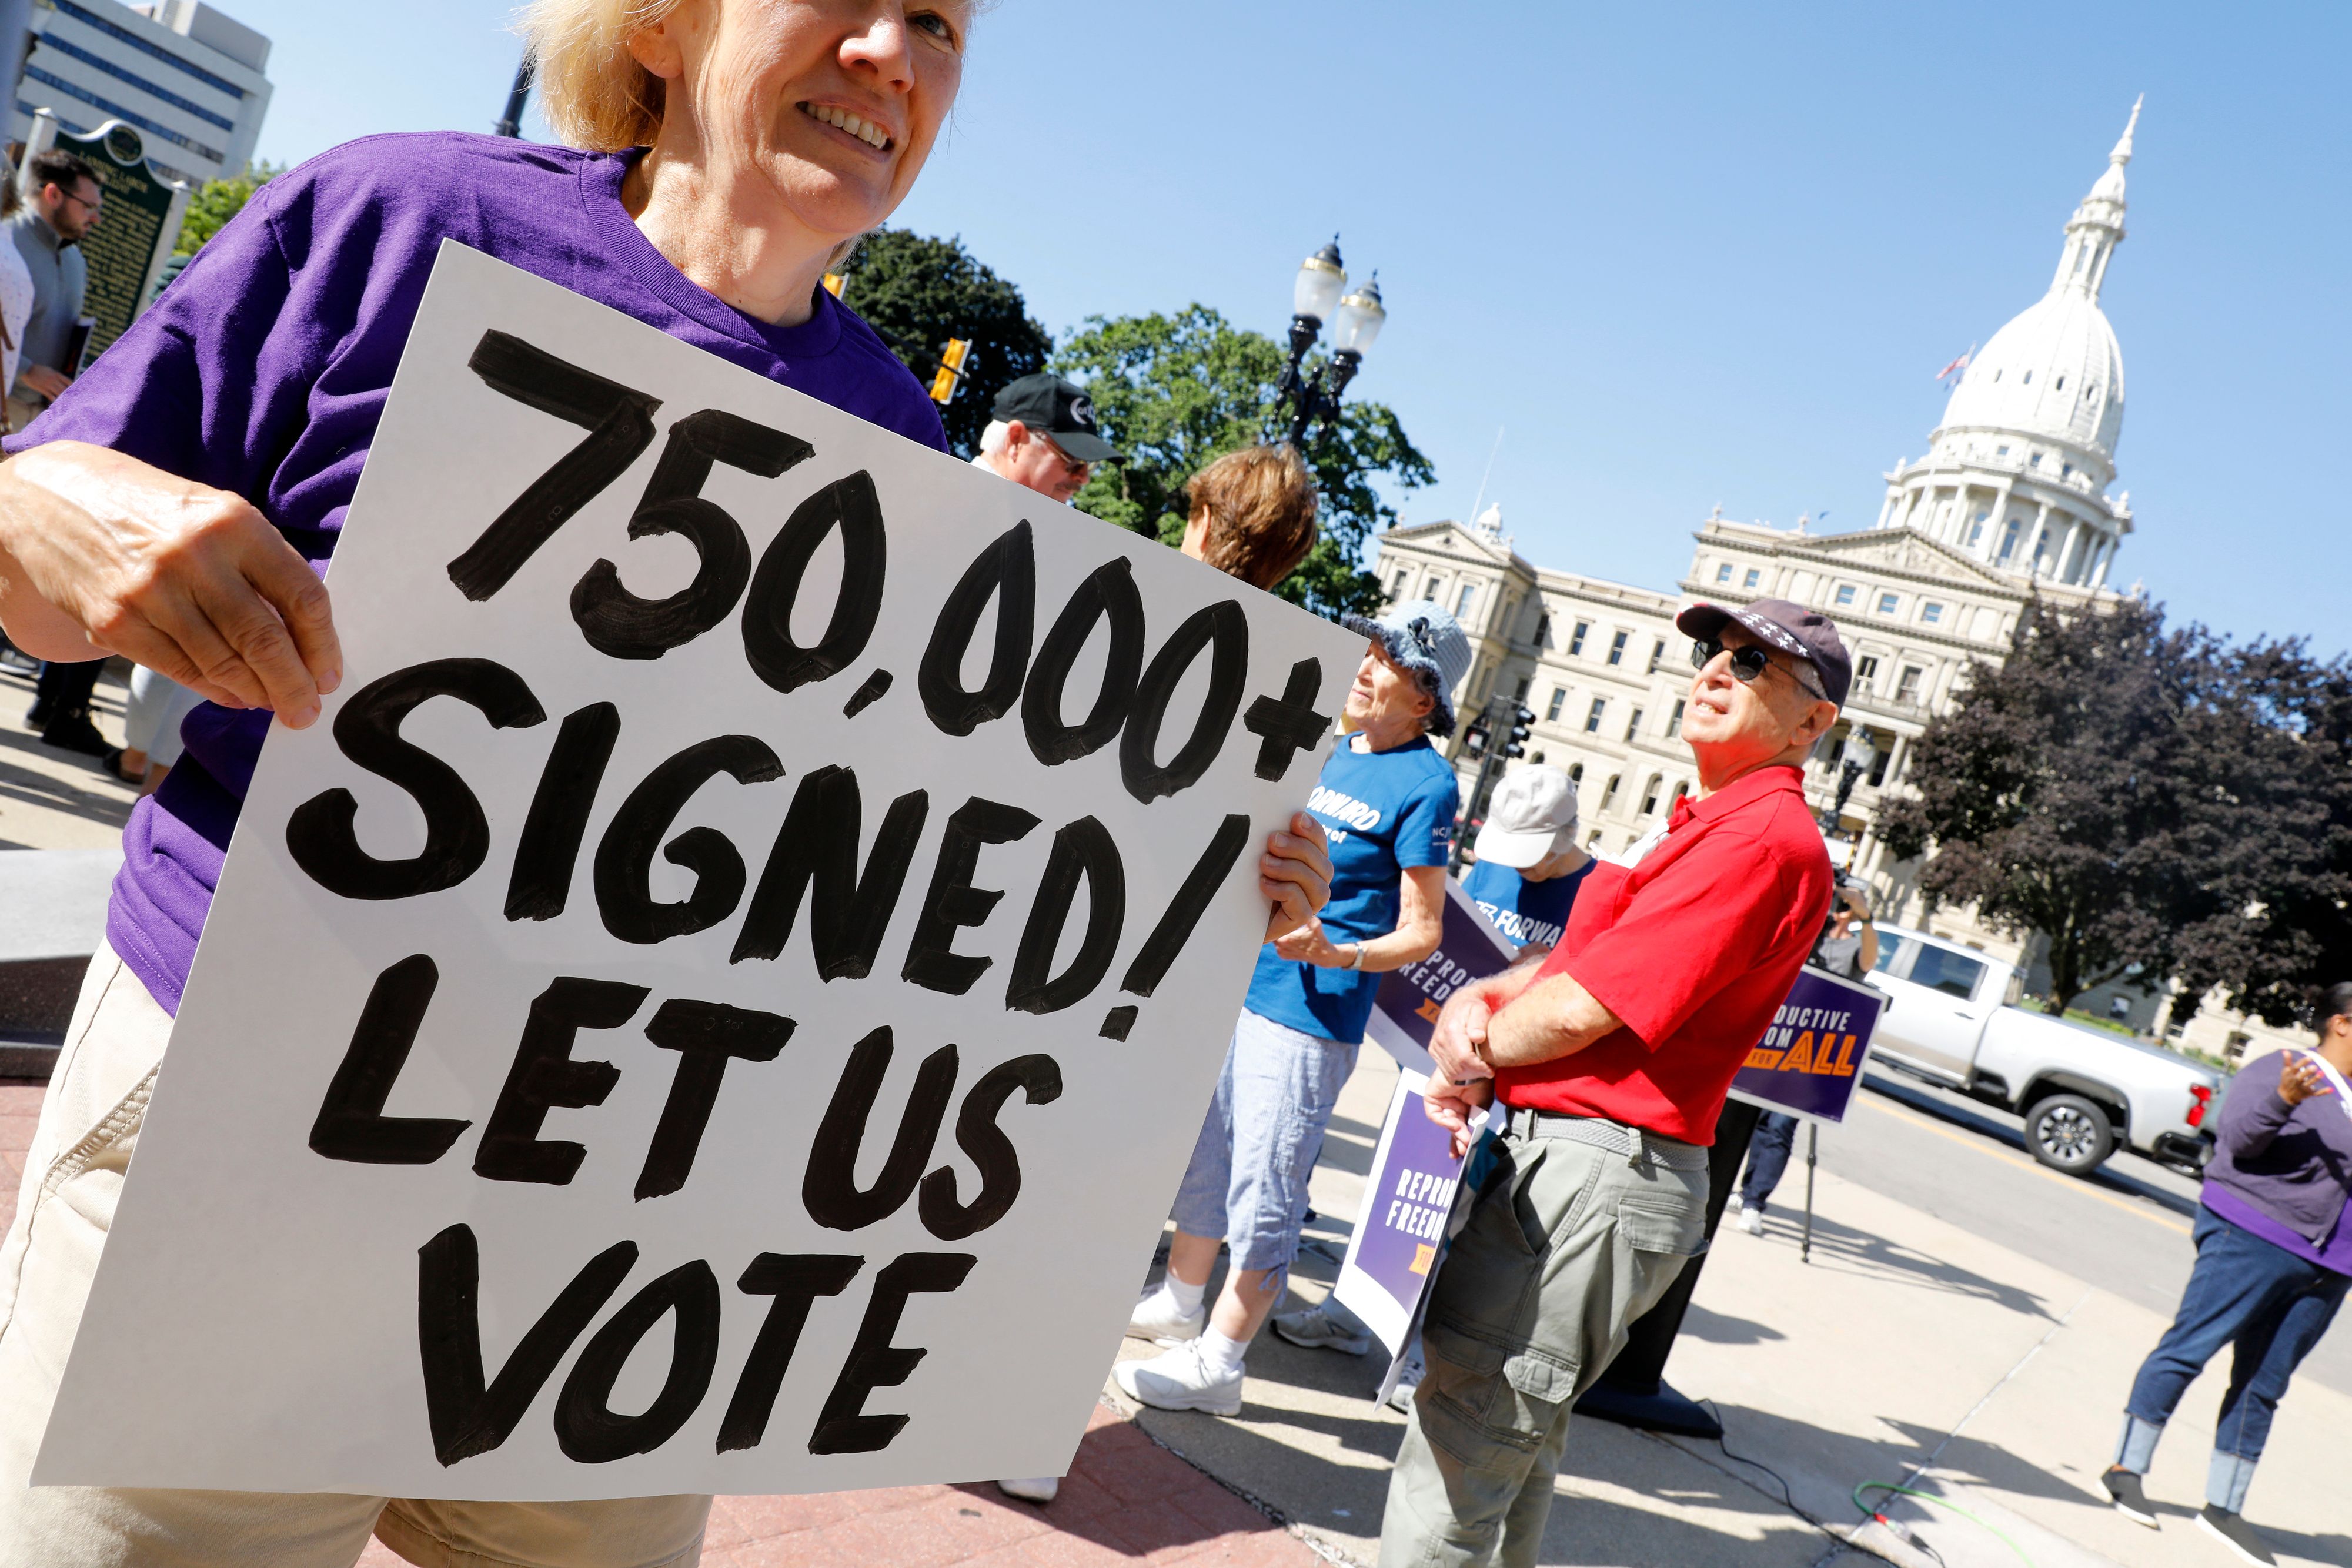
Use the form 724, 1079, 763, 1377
38, 242, 1361, 1499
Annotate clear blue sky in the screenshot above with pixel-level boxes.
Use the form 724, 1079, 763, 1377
226, 0, 2347, 656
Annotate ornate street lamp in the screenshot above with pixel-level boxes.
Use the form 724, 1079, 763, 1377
1275, 238, 1388, 447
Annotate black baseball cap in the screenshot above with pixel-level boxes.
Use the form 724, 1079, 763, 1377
1676, 597, 1852, 707
992, 374, 1120, 463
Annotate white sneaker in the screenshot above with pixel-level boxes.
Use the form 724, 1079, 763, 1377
1114, 1340, 1244, 1415
996, 1477, 1059, 1505
1127, 1285, 1206, 1344
1271, 1306, 1372, 1356
1738, 1206, 1764, 1235
1385, 1352, 1425, 1413
1725, 1192, 1744, 1214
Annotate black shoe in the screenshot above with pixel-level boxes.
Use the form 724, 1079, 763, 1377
23, 700, 49, 728
2102, 1467, 2157, 1527
39, 706, 112, 758
2197, 1506, 2277, 1566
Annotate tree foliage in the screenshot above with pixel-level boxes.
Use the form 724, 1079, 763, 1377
1879, 599, 2213, 1016
1882, 597, 2352, 1025
1050, 305, 1434, 618
174, 161, 282, 256
2168, 641, 2352, 1027
834, 228, 1051, 457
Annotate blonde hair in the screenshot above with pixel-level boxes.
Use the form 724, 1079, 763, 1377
517, 0, 683, 149
1185, 444, 1319, 591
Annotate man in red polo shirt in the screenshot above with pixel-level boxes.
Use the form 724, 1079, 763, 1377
1376, 599, 1847, 1568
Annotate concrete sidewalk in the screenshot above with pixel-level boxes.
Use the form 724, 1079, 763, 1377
1107, 1050, 2350, 1568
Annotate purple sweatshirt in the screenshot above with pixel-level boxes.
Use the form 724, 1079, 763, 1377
6, 132, 948, 1015
2201, 1051, 2352, 1275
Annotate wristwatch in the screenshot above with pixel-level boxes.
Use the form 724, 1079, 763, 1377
1346, 943, 1366, 969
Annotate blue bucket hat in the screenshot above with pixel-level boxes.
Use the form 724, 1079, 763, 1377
1340, 600, 1474, 737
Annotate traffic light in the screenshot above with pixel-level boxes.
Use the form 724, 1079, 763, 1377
1462, 714, 1491, 755
929, 337, 973, 403
1503, 705, 1534, 758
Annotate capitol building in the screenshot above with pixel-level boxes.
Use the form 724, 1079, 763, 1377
1371, 102, 2303, 1060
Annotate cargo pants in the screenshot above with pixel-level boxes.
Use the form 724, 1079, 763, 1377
1377, 1118, 1710, 1568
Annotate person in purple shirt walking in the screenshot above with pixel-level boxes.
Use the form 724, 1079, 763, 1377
2101, 982, 2352, 1567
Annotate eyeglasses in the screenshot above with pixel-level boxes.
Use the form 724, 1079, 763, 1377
1690, 636, 1826, 701
1034, 432, 1089, 479
60, 187, 101, 216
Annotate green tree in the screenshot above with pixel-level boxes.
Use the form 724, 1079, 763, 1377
173, 161, 282, 256
2169, 640, 2352, 1027
1878, 597, 2220, 1017
834, 228, 1051, 457
1050, 305, 1434, 617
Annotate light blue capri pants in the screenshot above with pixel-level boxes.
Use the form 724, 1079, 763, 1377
1173, 1008, 1361, 1273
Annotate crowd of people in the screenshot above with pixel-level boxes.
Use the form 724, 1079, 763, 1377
0, 3, 2342, 1567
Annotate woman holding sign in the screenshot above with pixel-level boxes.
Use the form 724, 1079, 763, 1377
0, 4, 1318, 1564
1118, 603, 1465, 1415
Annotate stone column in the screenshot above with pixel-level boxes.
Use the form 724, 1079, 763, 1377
2057, 518, 2086, 583
2091, 537, 2116, 588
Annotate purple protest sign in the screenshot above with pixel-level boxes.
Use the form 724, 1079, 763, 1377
1365, 881, 1516, 1075
1331, 1070, 1478, 1370
1725, 965, 1886, 1125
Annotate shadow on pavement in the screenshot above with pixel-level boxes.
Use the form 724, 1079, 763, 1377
1681, 1302, 1789, 1346
1766, 1207, 2060, 1320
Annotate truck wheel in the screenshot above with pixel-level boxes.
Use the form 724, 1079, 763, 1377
2026, 1094, 2116, 1175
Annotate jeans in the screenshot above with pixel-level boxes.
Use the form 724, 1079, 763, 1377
1377, 1126, 1709, 1567
2116, 1206, 2348, 1510
1171, 1009, 1360, 1274
1738, 1112, 1799, 1212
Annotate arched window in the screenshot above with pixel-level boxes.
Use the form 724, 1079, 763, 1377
1669, 780, 1690, 811
1568, 762, 1585, 784
1640, 775, 1663, 815
1601, 774, 1621, 811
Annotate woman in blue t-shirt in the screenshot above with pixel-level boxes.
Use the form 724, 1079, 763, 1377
1118, 603, 1469, 1413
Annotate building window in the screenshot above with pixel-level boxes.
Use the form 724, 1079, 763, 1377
1966, 513, 1987, 547
1529, 750, 1545, 764
1586, 828, 1604, 849
1877, 592, 1899, 616
2061, 462, 2073, 478
1855, 655, 1879, 693
1869, 744, 1894, 788
1569, 620, 1590, 656
1834, 584, 1856, 608
1456, 583, 1478, 619
1606, 630, 1629, 666
1641, 775, 1663, 815
1998, 519, 2023, 561
1921, 602, 1944, 625
2055, 376, 2066, 391
1624, 707, 1645, 741
1669, 780, 1690, 813
1601, 775, 1621, 811
2022, 370, 2033, 385
1512, 676, 1531, 702
1715, 562, 1733, 583
2029, 453, 2042, 468
1996, 444, 2010, 456
1534, 612, 1552, 647
1546, 688, 1566, 722
1743, 568, 1761, 589
1646, 638, 1665, 674
1896, 666, 1924, 703
1585, 698, 1606, 733
1666, 699, 1685, 738
1568, 763, 1584, 784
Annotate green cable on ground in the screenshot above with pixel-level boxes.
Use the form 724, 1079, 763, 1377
1852, 1481, 2037, 1568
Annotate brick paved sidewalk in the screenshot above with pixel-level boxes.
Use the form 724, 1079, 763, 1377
2, 1082, 1318, 1567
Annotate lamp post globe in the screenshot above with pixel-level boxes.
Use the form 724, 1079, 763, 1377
1276, 239, 1388, 447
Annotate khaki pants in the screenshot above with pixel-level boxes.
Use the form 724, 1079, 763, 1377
0, 947, 712, 1567
1377, 1124, 1710, 1568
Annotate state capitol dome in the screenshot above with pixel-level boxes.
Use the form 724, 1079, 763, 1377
1932, 98, 2139, 483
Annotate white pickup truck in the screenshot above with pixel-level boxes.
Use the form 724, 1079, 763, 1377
1862, 923, 2223, 1178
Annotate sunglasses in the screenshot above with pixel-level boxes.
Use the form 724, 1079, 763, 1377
1690, 636, 1826, 701
1034, 432, 1090, 478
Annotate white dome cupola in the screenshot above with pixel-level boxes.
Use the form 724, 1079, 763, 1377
1872, 101, 2143, 593
1935, 96, 2137, 474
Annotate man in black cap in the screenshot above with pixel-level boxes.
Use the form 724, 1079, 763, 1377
972, 372, 1119, 503
1377, 598, 1848, 1566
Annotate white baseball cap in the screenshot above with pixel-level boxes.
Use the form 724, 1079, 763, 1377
1475, 765, 1579, 868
